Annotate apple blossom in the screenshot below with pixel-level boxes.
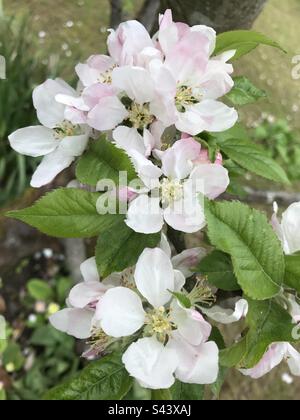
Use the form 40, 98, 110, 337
124, 138, 229, 234
272, 201, 300, 255
9, 79, 90, 187
150, 10, 238, 136
94, 247, 218, 389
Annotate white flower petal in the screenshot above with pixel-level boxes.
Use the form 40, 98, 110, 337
189, 164, 229, 199
122, 337, 178, 390
286, 344, 300, 376
168, 333, 219, 385
173, 270, 186, 291
33, 79, 75, 128
202, 299, 249, 325
87, 96, 128, 131
160, 233, 172, 258
30, 149, 74, 188
172, 248, 206, 278
281, 202, 300, 255
96, 287, 145, 338
68, 281, 109, 309
126, 195, 164, 234
112, 66, 155, 104
80, 257, 100, 283
171, 301, 212, 346
49, 308, 93, 339
135, 248, 175, 307
8, 126, 57, 157
113, 126, 146, 155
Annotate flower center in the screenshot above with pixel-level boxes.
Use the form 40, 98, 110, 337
147, 307, 174, 338
98, 66, 116, 84
175, 85, 201, 112
128, 102, 155, 130
54, 120, 81, 140
161, 178, 183, 206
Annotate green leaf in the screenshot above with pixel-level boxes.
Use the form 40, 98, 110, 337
220, 338, 247, 368
7, 188, 124, 239
76, 137, 137, 187
216, 137, 290, 184
215, 30, 286, 60
170, 381, 204, 401
209, 327, 227, 398
95, 222, 160, 277
151, 389, 173, 400
284, 254, 300, 293
56, 277, 73, 305
242, 299, 297, 368
2, 342, 25, 372
220, 299, 297, 369
27, 279, 54, 302
205, 200, 284, 300
226, 76, 267, 106
44, 352, 133, 400
169, 291, 192, 309
198, 250, 240, 291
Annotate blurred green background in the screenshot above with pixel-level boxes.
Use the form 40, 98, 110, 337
0, 0, 300, 400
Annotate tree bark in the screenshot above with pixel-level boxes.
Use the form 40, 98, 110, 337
138, 0, 161, 32
155, 0, 268, 33
110, 0, 124, 29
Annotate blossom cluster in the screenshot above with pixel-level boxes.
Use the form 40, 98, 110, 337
7, 8, 300, 392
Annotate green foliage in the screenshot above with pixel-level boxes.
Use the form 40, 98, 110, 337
284, 253, 300, 292
27, 279, 54, 302
197, 250, 240, 291
96, 223, 160, 277
221, 299, 297, 369
215, 30, 286, 60
205, 200, 285, 300
7, 188, 124, 238
44, 352, 133, 400
170, 382, 204, 400
226, 76, 267, 106
215, 125, 290, 185
76, 137, 137, 187
251, 118, 300, 181
151, 389, 173, 400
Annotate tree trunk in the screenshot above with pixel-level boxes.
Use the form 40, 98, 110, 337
155, 0, 268, 33
110, 0, 124, 29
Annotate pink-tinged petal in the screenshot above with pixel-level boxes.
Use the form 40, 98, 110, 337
200, 62, 234, 100
87, 96, 128, 131
240, 344, 287, 379
8, 126, 57, 157
87, 55, 115, 71
69, 282, 109, 309
116, 187, 138, 203
80, 257, 99, 283
55, 94, 89, 111
171, 301, 212, 346
76, 55, 115, 87
126, 195, 164, 234
112, 66, 155, 104
191, 25, 216, 55
172, 248, 206, 278
281, 202, 300, 255
50, 308, 93, 339
30, 150, 74, 188
286, 344, 300, 376
64, 107, 87, 125
194, 149, 223, 165
95, 287, 145, 338
108, 20, 153, 66
82, 83, 116, 109
161, 138, 201, 180
113, 126, 146, 155
189, 163, 230, 199
164, 31, 210, 83
190, 100, 238, 133
202, 299, 249, 325
135, 248, 175, 307
168, 333, 219, 385
33, 79, 75, 128
123, 337, 178, 390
